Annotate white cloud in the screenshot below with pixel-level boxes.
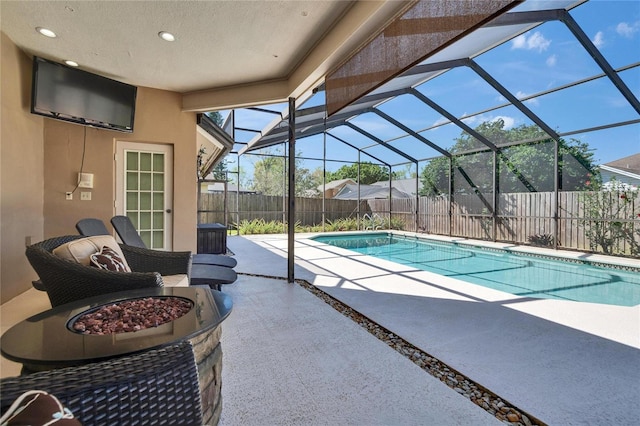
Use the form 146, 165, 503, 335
491, 116, 516, 129
616, 21, 640, 38
459, 114, 517, 130
511, 31, 550, 52
511, 34, 526, 50
516, 91, 539, 107
432, 116, 450, 127
592, 31, 605, 48
546, 54, 557, 67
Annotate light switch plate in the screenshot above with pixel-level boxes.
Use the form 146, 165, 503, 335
80, 192, 92, 201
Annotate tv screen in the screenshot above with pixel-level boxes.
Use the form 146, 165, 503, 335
31, 56, 137, 132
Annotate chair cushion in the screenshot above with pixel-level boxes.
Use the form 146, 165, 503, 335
90, 246, 131, 272
53, 235, 131, 270
162, 274, 189, 287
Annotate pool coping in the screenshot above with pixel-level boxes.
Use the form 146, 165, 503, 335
314, 230, 640, 271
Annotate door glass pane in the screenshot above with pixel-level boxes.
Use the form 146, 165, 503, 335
126, 192, 138, 210
153, 153, 164, 172
140, 212, 152, 229
153, 193, 164, 210
153, 173, 164, 191
140, 173, 152, 190
126, 152, 138, 171
152, 231, 164, 249
140, 153, 152, 171
126, 172, 138, 190
140, 192, 151, 210
153, 212, 164, 228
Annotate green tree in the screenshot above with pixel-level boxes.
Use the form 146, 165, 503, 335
211, 160, 228, 180
297, 166, 322, 198
251, 153, 285, 195
326, 162, 390, 184
205, 111, 224, 127
227, 163, 250, 190
249, 150, 323, 196
419, 120, 599, 195
392, 164, 417, 180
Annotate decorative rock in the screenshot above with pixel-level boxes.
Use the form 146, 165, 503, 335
293, 277, 542, 426
507, 412, 520, 422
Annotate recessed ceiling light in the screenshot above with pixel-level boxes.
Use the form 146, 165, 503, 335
36, 27, 56, 38
158, 31, 176, 42
65, 60, 78, 67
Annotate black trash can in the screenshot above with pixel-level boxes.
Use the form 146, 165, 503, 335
197, 223, 227, 254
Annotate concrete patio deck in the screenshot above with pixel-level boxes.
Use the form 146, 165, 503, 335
227, 233, 640, 425
218, 274, 498, 425
2, 232, 638, 425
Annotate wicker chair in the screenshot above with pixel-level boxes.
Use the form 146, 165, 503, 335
26, 235, 192, 307
0, 341, 203, 425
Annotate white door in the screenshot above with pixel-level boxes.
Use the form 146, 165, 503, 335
116, 142, 173, 250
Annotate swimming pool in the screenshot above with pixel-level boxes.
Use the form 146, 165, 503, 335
312, 233, 640, 307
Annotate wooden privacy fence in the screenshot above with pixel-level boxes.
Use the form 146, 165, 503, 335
369, 191, 639, 254
199, 191, 639, 255
198, 193, 368, 228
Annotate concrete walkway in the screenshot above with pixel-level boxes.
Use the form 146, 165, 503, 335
218, 275, 498, 425
226, 233, 640, 425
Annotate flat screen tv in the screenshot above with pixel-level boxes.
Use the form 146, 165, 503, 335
31, 56, 137, 132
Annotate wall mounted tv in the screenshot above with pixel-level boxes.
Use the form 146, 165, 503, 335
31, 56, 137, 132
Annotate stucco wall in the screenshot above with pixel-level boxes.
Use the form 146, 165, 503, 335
43, 87, 199, 251
1, 32, 198, 303
1, 32, 45, 303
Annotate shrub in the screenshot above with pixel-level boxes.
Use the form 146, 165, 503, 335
527, 233, 554, 247
233, 215, 404, 235
234, 219, 285, 235
579, 179, 639, 255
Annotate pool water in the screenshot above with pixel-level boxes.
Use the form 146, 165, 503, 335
313, 233, 640, 307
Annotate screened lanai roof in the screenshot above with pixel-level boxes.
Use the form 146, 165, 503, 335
238, 0, 639, 166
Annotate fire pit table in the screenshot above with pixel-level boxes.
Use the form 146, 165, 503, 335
0, 286, 232, 424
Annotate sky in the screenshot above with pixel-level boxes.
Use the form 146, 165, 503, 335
218, 0, 639, 182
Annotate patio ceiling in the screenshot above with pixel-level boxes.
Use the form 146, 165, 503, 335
240, 0, 640, 165
0, 1, 410, 110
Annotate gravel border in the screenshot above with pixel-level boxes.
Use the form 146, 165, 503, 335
239, 273, 546, 426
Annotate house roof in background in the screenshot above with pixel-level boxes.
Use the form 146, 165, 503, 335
603, 153, 640, 176
319, 178, 356, 191
372, 179, 422, 196
334, 183, 411, 200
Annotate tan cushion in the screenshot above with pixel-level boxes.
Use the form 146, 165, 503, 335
162, 274, 189, 287
53, 235, 130, 270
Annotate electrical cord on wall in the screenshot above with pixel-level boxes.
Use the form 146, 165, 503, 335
69, 126, 88, 195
